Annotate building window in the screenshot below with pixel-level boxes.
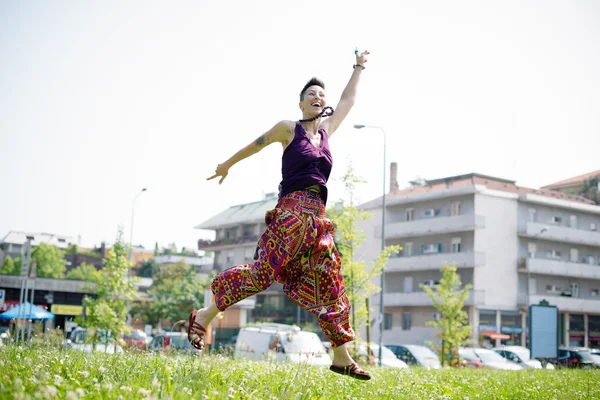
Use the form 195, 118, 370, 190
591, 223, 597, 231
570, 249, 579, 263
591, 289, 599, 297
403, 276, 414, 293
406, 208, 414, 221
422, 280, 439, 288
226, 251, 235, 264
552, 216, 562, 225
402, 312, 412, 331
528, 208, 537, 222
404, 242, 413, 257
424, 209, 441, 218
569, 215, 578, 229
545, 284, 561, 294
451, 237, 462, 253
547, 250, 562, 260
527, 243, 536, 258
422, 244, 442, 254
384, 313, 393, 330
570, 283, 580, 298
588, 256, 596, 265
451, 202, 461, 216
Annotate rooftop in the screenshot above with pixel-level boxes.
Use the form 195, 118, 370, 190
195, 193, 278, 230
542, 169, 600, 190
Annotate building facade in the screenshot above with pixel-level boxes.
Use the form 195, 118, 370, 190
357, 172, 600, 349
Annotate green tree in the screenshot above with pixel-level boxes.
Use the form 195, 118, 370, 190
327, 164, 401, 340
65, 262, 101, 283
136, 259, 158, 278
422, 263, 473, 366
1, 255, 19, 275
408, 176, 427, 187
580, 175, 599, 205
83, 228, 136, 344
131, 260, 206, 330
31, 243, 66, 278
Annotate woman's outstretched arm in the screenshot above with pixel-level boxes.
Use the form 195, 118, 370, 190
321, 49, 370, 137
207, 120, 291, 184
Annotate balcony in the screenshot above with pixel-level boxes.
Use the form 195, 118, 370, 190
528, 294, 600, 314
518, 257, 600, 280
387, 252, 485, 272
198, 235, 260, 250
520, 222, 600, 247
384, 289, 485, 307
381, 214, 485, 239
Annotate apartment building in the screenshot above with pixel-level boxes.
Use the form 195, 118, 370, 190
195, 192, 310, 333
357, 172, 600, 349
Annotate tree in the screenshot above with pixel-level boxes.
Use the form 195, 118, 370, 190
327, 164, 401, 340
422, 263, 473, 366
1, 255, 19, 275
65, 262, 101, 283
131, 260, 207, 330
408, 176, 427, 188
136, 259, 158, 278
31, 243, 66, 278
580, 175, 600, 205
83, 228, 136, 344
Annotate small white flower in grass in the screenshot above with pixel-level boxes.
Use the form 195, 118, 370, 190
76, 388, 85, 397
103, 383, 113, 391
65, 391, 78, 400
79, 371, 90, 378
138, 388, 150, 396
182, 387, 192, 395
120, 385, 132, 393
42, 385, 59, 399
152, 378, 161, 388
0, 360, 4, 367
98, 366, 107, 374
54, 375, 63, 386
14, 393, 25, 400
14, 378, 23, 388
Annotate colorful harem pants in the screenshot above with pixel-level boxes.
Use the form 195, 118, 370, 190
211, 190, 355, 347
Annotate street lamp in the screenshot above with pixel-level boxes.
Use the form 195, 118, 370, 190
354, 124, 387, 367
127, 188, 147, 325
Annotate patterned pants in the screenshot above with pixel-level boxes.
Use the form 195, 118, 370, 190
211, 190, 355, 347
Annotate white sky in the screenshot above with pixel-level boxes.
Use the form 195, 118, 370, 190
1, 1, 598, 251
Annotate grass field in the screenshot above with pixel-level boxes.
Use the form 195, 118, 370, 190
0, 345, 599, 399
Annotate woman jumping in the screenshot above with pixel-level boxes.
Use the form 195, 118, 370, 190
189, 49, 372, 380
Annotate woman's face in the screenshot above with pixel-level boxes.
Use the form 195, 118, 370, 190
300, 85, 327, 116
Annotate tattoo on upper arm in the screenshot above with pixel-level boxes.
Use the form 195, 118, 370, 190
255, 135, 265, 146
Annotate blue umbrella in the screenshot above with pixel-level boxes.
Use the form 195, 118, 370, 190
0, 302, 55, 320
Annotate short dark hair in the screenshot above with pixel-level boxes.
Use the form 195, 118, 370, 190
300, 77, 325, 101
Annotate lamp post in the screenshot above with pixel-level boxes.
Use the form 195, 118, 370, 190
354, 124, 386, 367
127, 188, 147, 325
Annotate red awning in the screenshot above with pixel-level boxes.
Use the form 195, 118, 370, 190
480, 331, 511, 340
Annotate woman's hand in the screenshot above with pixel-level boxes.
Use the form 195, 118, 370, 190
355, 49, 370, 68
207, 163, 230, 184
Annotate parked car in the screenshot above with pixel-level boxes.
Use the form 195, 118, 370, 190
493, 346, 554, 370
64, 328, 124, 354
553, 347, 596, 369
386, 344, 441, 369
235, 323, 331, 366
588, 349, 600, 367
458, 348, 523, 370
355, 343, 409, 369
150, 332, 201, 356
121, 329, 150, 351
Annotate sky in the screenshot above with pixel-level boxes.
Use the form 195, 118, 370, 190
1, 0, 599, 252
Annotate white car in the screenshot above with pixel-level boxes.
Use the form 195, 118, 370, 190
356, 343, 409, 369
235, 323, 331, 366
459, 348, 523, 370
494, 346, 554, 370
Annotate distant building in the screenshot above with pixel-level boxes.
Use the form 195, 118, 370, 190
542, 169, 600, 205
358, 171, 600, 349
0, 231, 74, 264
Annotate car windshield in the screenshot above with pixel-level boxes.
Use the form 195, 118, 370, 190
166, 335, 193, 349
282, 334, 327, 354
475, 350, 507, 363
576, 350, 594, 362
377, 346, 398, 360
408, 346, 438, 360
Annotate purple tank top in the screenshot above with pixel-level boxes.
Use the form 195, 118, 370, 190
279, 122, 333, 204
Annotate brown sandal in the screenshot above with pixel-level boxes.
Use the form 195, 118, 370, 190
187, 310, 207, 351
330, 362, 371, 381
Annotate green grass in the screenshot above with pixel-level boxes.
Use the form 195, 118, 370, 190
0, 345, 598, 399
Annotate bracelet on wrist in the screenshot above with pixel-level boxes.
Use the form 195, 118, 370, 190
353, 64, 366, 70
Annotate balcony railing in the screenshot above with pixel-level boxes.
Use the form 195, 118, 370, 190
520, 222, 600, 247
528, 294, 600, 313
518, 257, 600, 280
198, 235, 260, 249
384, 289, 485, 307
387, 252, 485, 272
380, 214, 485, 239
